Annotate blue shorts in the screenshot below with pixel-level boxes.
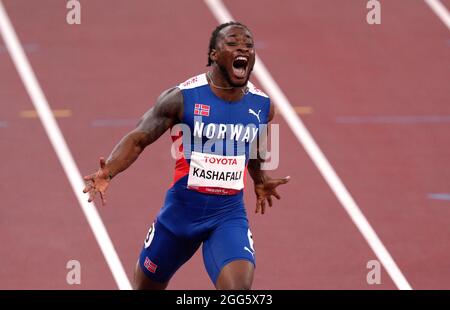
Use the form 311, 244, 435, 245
138, 176, 256, 284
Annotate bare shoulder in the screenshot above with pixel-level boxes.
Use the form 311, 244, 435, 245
137, 86, 183, 131
153, 87, 184, 122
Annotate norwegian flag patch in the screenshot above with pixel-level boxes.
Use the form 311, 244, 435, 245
194, 103, 210, 117
144, 257, 157, 273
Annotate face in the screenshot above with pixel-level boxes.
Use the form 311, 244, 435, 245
210, 25, 256, 87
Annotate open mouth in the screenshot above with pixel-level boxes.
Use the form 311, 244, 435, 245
232, 56, 248, 79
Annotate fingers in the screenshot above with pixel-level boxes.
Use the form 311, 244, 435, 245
267, 196, 273, 207
100, 191, 107, 206
256, 196, 265, 214
83, 174, 94, 181
88, 188, 96, 203
85, 187, 107, 206
83, 158, 108, 204
83, 178, 95, 194
83, 174, 95, 193
83, 184, 91, 194
277, 176, 290, 185
273, 190, 281, 200
255, 199, 261, 214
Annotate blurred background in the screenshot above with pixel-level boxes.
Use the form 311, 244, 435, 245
0, 0, 449, 289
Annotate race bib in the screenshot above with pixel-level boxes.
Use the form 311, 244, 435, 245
187, 151, 245, 195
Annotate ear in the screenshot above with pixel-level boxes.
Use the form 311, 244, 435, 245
210, 49, 218, 63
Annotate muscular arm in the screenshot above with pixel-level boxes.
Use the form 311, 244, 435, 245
247, 101, 275, 184
105, 87, 183, 179
83, 87, 183, 205
247, 101, 289, 214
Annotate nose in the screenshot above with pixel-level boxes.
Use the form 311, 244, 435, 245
237, 43, 249, 53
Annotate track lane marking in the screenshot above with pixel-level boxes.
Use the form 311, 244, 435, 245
20, 109, 72, 118
425, 0, 450, 31
428, 193, 450, 201
336, 115, 450, 124
0, 1, 131, 290
275, 106, 313, 115
204, 0, 412, 290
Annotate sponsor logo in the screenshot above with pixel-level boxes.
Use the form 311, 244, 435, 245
187, 151, 245, 192
144, 222, 155, 249
248, 108, 261, 122
246, 229, 255, 258
244, 246, 255, 258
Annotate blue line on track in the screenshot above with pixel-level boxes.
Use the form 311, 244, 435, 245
0, 43, 38, 54
336, 115, 450, 124
428, 193, 450, 201
91, 119, 138, 127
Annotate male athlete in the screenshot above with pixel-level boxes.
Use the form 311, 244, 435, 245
83, 22, 289, 290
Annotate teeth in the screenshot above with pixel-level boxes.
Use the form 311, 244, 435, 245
236, 56, 247, 62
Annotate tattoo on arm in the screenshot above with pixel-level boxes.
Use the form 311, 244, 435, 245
105, 87, 183, 178
135, 87, 183, 147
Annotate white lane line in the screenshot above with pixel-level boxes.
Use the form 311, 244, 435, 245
0, 1, 132, 290
425, 0, 450, 30
204, 0, 412, 290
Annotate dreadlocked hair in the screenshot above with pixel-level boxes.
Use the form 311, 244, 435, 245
207, 21, 250, 66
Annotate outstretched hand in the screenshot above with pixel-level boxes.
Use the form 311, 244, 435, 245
254, 176, 290, 214
83, 157, 111, 206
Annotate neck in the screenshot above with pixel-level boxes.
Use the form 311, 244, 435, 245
207, 69, 248, 102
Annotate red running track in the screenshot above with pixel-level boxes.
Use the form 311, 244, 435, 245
1, 0, 449, 289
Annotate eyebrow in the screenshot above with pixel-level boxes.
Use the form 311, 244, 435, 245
226, 34, 252, 39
